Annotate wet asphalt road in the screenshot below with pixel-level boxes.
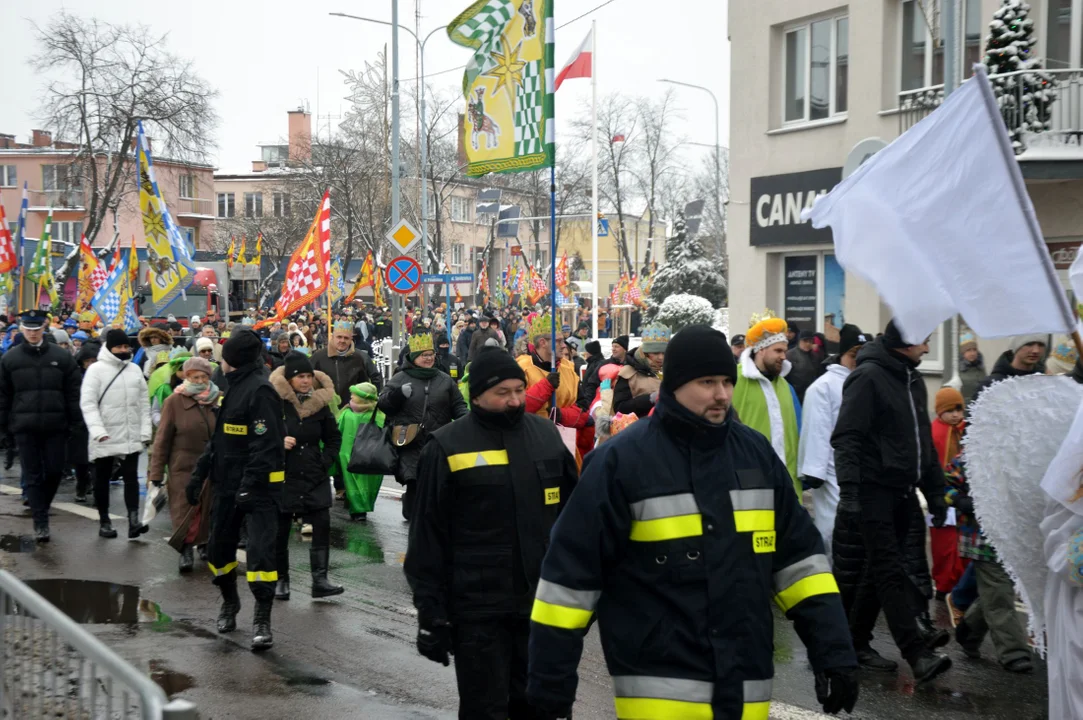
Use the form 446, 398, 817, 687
0, 464, 1051, 720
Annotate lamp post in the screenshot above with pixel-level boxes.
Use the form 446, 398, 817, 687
330, 11, 447, 309
658, 78, 723, 265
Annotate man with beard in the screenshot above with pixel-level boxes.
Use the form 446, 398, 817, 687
733, 316, 802, 496
406, 347, 578, 720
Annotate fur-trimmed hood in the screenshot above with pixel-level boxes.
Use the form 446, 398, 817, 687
138, 326, 173, 349
269, 366, 336, 418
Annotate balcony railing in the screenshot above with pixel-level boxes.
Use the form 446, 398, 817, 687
27, 188, 85, 209
173, 197, 214, 218
898, 68, 1083, 158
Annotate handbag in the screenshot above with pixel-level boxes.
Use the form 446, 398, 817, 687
391, 381, 430, 448
549, 407, 578, 458
347, 410, 399, 475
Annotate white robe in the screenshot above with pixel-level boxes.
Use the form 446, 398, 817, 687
796, 363, 849, 562
1041, 498, 1083, 720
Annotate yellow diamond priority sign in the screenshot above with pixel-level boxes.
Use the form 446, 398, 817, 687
387, 219, 421, 253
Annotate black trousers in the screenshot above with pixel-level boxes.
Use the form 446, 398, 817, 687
849, 484, 926, 661
94, 452, 141, 522
15, 433, 66, 525
206, 491, 279, 602
274, 507, 331, 580
452, 616, 539, 720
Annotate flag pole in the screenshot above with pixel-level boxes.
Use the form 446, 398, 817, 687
590, 19, 599, 344
549, 165, 558, 379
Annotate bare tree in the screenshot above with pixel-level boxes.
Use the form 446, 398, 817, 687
630, 90, 684, 274
30, 11, 217, 281
578, 95, 637, 277
689, 147, 729, 273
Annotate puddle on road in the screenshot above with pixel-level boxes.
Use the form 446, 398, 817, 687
0, 534, 36, 553
22, 579, 167, 627
285, 675, 332, 687
327, 525, 386, 563
149, 660, 195, 696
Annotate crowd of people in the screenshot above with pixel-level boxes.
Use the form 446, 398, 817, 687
0, 297, 1078, 719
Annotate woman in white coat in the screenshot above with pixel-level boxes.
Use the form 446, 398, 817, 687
80, 329, 152, 539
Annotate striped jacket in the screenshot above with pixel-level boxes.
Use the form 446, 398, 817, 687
527, 390, 856, 719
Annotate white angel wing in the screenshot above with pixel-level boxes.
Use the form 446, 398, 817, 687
964, 374, 1083, 657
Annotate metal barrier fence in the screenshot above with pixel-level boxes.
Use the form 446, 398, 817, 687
0, 570, 198, 719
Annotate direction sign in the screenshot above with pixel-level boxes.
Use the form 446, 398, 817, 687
386, 219, 421, 253
385, 255, 423, 295
422, 273, 475, 285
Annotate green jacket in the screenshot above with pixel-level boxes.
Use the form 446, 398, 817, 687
732, 352, 802, 495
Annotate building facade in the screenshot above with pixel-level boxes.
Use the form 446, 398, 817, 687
728, 0, 1083, 388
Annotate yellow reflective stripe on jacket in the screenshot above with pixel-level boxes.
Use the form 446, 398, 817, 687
207, 561, 238, 577
731, 489, 774, 533
531, 579, 600, 629
741, 679, 772, 719
446, 449, 509, 472
733, 510, 774, 533
269, 471, 285, 483
774, 554, 838, 612
628, 494, 703, 542
612, 676, 714, 720
247, 570, 279, 583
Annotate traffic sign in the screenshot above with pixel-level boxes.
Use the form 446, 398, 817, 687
422, 273, 475, 285
385, 256, 423, 295
386, 219, 421, 253
598, 218, 609, 237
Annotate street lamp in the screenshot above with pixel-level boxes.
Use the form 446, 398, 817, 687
657, 78, 723, 266
330, 11, 447, 307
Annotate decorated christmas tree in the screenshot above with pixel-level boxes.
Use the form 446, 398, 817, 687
646, 214, 727, 318
984, 0, 1058, 153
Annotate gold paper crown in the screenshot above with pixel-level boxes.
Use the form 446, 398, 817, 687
408, 333, 434, 354
748, 308, 778, 328
530, 313, 553, 339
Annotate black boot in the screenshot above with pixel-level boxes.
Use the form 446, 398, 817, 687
98, 521, 117, 539
855, 646, 898, 672
916, 612, 949, 649
275, 577, 291, 601
909, 649, 952, 684
310, 547, 344, 598
217, 581, 241, 633
251, 600, 274, 651
178, 545, 194, 573
127, 510, 148, 539
33, 522, 50, 543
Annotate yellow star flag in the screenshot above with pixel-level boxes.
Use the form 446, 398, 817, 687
447, 0, 553, 176
137, 121, 193, 307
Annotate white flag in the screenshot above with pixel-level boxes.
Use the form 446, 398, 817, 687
802, 66, 1073, 344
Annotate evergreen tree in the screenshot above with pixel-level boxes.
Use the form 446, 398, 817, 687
653, 293, 715, 333
646, 214, 727, 317
984, 0, 1058, 154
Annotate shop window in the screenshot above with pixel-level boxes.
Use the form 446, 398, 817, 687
781, 253, 847, 347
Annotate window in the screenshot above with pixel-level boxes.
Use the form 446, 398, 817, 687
244, 192, 263, 218
780, 252, 846, 342
180, 226, 197, 253
451, 243, 464, 267
273, 192, 291, 218
1046, 0, 1083, 69
0, 166, 15, 187
450, 196, 470, 223
42, 164, 81, 191
477, 211, 494, 226
783, 14, 848, 123
217, 192, 235, 218
178, 174, 196, 199
426, 193, 437, 218
51, 221, 83, 246
901, 0, 982, 91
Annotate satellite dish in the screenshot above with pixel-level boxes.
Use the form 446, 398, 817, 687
842, 137, 888, 179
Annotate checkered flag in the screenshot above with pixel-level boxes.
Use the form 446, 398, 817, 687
514, 61, 543, 156
452, 0, 515, 87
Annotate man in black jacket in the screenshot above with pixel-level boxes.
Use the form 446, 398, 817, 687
405, 347, 578, 720
311, 321, 382, 405
0, 311, 81, 542
831, 319, 951, 682
576, 340, 618, 411
433, 331, 465, 382
971, 334, 1046, 404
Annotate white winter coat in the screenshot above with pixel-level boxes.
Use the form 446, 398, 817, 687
796, 362, 849, 562
80, 346, 152, 461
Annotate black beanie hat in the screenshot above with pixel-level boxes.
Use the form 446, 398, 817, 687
882, 319, 910, 350
613, 335, 630, 351
222, 328, 263, 367
585, 340, 601, 356
105, 328, 130, 350
661, 325, 737, 394
469, 347, 526, 400
283, 351, 314, 380
838, 324, 869, 356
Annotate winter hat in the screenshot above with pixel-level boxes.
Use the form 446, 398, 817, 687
222, 329, 263, 367
1009, 334, 1047, 354
613, 335, 630, 351
935, 387, 965, 416
194, 337, 215, 355
959, 332, 978, 352
639, 323, 671, 354
105, 328, 130, 350
837, 324, 869, 356
51, 329, 70, 346
585, 340, 602, 357
349, 382, 378, 400
182, 356, 214, 377
746, 316, 788, 353
798, 330, 816, 340
469, 347, 526, 400
1045, 335, 1078, 375
72, 331, 89, 342
283, 351, 314, 381
661, 325, 737, 393
882, 319, 911, 349
274, 332, 291, 346
730, 334, 746, 347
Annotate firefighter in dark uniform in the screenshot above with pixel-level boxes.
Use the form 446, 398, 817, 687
405, 346, 579, 720
527, 326, 860, 720
188, 329, 285, 652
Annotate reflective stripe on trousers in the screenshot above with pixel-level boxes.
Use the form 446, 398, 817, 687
610, 676, 772, 719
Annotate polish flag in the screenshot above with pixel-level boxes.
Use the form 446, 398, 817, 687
555, 29, 593, 91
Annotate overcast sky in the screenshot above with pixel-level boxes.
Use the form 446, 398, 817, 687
0, 0, 730, 175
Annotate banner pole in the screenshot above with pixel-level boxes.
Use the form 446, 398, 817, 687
549, 163, 558, 416
590, 19, 599, 342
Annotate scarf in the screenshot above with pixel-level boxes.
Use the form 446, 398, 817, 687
403, 357, 438, 379
175, 379, 221, 406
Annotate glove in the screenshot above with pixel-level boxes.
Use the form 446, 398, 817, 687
185, 477, 202, 506
815, 667, 859, 715
235, 482, 255, 507
802, 475, 826, 490
416, 618, 453, 666
648, 391, 658, 405
401, 383, 414, 399
599, 379, 611, 391
952, 495, 974, 514
546, 371, 561, 389
928, 495, 948, 528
